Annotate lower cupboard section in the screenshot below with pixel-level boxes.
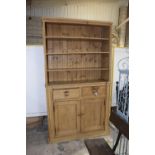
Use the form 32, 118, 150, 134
46, 83, 111, 143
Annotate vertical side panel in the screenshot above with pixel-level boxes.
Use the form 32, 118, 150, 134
105, 83, 111, 133
42, 20, 48, 85
46, 88, 55, 142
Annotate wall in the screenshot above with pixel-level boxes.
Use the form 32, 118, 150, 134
27, 0, 128, 24
26, 16, 42, 44
26, 0, 128, 44
26, 46, 47, 117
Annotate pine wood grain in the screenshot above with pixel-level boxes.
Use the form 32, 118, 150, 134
43, 18, 112, 143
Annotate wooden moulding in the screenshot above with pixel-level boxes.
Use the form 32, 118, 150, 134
42, 17, 112, 26
46, 52, 110, 55
45, 36, 109, 40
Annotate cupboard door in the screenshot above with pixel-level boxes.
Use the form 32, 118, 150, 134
54, 100, 80, 137
81, 98, 106, 132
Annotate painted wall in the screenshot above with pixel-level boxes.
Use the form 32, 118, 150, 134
26, 46, 47, 117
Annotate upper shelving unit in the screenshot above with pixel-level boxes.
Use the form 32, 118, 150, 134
43, 18, 112, 85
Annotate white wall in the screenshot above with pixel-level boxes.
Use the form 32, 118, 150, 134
26, 46, 47, 117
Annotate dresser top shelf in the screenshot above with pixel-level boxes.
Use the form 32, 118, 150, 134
47, 80, 109, 88
43, 17, 112, 26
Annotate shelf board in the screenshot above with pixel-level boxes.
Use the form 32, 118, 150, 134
45, 36, 109, 41
27, 34, 42, 38
46, 52, 109, 55
48, 80, 108, 86
47, 68, 109, 72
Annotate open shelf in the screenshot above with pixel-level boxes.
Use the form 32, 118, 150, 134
47, 67, 109, 72
46, 52, 110, 55
45, 36, 109, 41
46, 40, 110, 53
45, 23, 110, 38
48, 80, 108, 86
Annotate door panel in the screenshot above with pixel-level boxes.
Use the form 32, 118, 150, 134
54, 100, 80, 137
81, 98, 105, 132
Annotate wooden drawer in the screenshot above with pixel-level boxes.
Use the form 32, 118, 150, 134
81, 85, 106, 97
53, 88, 80, 100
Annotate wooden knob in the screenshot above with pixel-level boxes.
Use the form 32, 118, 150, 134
78, 113, 85, 117
93, 91, 98, 96
64, 90, 69, 96
92, 87, 98, 96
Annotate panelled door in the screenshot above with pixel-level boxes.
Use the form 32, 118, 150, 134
80, 98, 106, 132
54, 100, 80, 137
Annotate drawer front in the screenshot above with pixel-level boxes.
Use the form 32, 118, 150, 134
53, 88, 80, 100
82, 85, 106, 97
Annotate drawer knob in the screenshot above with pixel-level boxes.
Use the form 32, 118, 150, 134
64, 90, 69, 96
78, 113, 85, 117
92, 87, 99, 96
93, 91, 98, 96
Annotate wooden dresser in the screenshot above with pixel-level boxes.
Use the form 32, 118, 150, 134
42, 18, 112, 143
